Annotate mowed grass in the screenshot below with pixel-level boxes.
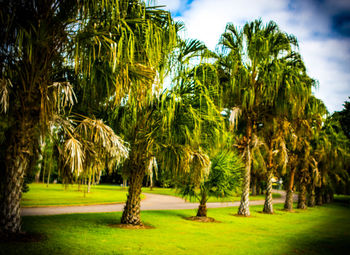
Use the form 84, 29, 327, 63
21, 184, 133, 207
23, 184, 280, 207
2, 203, 350, 254
142, 187, 281, 202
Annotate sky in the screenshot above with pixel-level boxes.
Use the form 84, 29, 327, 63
156, 0, 350, 113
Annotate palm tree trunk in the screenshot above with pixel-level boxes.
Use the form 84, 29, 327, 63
257, 181, 262, 195
35, 170, 41, 183
298, 183, 307, 209
87, 175, 91, 193
316, 187, 323, 205
46, 152, 52, 188
196, 188, 207, 217
263, 147, 274, 214
238, 119, 252, 216
97, 170, 102, 184
46, 167, 51, 187
251, 174, 257, 196
149, 172, 153, 191
42, 153, 46, 184
284, 167, 296, 211
325, 192, 331, 204
0, 119, 35, 235
35, 135, 45, 183
121, 166, 144, 225
123, 178, 127, 189
308, 185, 315, 207
238, 143, 251, 216
263, 170, 274, 214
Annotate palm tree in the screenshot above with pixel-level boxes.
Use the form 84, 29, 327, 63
178, 150, 243, 218
282, 96, 324, 211
108, 36, 226, 225
260, 50, 315, 213
0, 0, 162, 235
312, 116, 350, 205
257, 119, 289, 214
219, 19, 299, 216
0, 1, 78, 235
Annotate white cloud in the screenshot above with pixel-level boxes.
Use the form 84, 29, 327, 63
162, 0, 350, 112
300, 38, 350, 112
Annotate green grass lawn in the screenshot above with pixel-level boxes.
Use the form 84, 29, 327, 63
23, 184, 281, 207
21, 183, 133, 207
142, 187, 281, 202
2, 203, 349, 254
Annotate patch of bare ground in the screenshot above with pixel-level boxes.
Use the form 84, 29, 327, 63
184, 216, 220, 223
108, 223, 155, 229
0, 232, 47, 243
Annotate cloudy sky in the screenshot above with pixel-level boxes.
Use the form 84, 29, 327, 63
156, 0, 350, 113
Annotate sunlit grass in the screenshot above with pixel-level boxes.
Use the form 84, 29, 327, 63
142, 187, 281, 202
3, 203, 350, 254
21, 183, 132, 207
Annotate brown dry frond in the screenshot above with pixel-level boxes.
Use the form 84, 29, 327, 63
51, 81, 77, 110
229, 107, 241, 131
64, 137, 84, 175
0, 78, 12, 113
75, 116, 129, 172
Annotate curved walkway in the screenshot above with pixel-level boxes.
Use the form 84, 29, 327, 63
21, 190, 297, 216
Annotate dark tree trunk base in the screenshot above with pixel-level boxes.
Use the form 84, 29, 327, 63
298, 203, 307, 209
316, 192, 323, 205
262, 207, 274, 214
308, 194, 315, 207
238, 200, 250, 216
260, 211, 275, 215
196, 204, 207, 217
284, 189, 294, 211
120, 164, 144, 226
298, 184, 307, 209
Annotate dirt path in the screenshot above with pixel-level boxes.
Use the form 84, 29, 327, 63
21, 189, 298, 216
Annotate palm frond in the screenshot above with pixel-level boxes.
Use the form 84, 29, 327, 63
64, 137, 84, 175
0, 78, 12, 113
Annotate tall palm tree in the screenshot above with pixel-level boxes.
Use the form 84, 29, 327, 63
258, 119, 289, 213
0, 0, 163, 235
312, 116, 350, 205
219, 19, 299, 216
108, 36, 225, 225
283, 96, 324, 210
260, 51, 314, 213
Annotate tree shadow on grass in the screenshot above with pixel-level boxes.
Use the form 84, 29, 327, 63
285, 204, 350, 255
0, 232, 47, 244
142, 209, 193, 219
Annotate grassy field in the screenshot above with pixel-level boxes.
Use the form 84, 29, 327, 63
2, 202, 349, 254
21, 184, 132, 207
22, 184, 281, 207
142, 187, 281, 202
